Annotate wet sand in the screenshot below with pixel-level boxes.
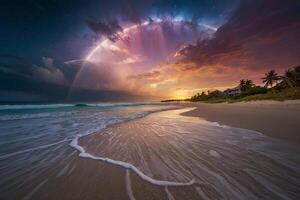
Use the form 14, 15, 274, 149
180, 100, 300, 144
1, 105, 300, 199
75, 108, 300, 199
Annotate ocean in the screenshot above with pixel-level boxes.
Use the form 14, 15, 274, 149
0, 103, 299, 199
0, 102, 173, 159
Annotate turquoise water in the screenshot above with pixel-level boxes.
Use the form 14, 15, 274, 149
0, 103, 172, 158
0, 103, 177, 198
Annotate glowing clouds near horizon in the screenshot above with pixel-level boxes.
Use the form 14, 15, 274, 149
71, 20, 216, 99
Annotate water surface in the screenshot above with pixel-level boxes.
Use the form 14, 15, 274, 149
0, 103, 299, 199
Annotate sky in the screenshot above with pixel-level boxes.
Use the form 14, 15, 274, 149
0, 0, 300, 102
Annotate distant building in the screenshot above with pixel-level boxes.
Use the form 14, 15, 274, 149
210, 90, 224, 97
224, 86, 241, 95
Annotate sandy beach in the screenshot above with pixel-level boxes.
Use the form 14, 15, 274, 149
74, 106, 300, 199
180, 100, 300, 145
1, 103, 300, 200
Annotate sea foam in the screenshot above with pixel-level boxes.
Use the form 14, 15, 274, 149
70, 134, 195, 186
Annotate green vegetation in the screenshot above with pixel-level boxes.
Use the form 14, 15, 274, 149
189, 65, 300, 103
201, 87, 300, 103
239, 79, 254, 92
261, 69, 280, 88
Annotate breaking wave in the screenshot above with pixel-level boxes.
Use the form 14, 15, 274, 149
0, 102, 165, 111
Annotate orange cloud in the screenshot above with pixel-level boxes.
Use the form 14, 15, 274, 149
128, 70, 161, 80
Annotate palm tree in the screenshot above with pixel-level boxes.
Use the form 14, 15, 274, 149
261, 70, 280, 88
245, 79, 254, 90
279, 69, 296, 88
239, 79, 254, 91
293, 65, 300, 86
239, 79, 245, 86
239, 79, 246, 91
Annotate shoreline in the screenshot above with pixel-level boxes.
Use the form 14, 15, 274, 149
1, 103, 299, 199
178, 100, 300, 144
76, 106, 300, 199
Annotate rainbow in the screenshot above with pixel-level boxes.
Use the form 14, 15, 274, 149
67, 20, 217, 99
85, 21, 217, 62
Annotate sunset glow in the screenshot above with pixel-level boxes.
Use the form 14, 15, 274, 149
69, 19, 218, 99
1, 0, 300, 102
1, 1, 300, 200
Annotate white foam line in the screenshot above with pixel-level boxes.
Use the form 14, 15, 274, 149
70, 135, 195, 187
164, 186, 176, 200
0, 139, 71, 160
126, 169, 136, 200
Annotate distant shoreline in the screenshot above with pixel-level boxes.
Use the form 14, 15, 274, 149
178, 100, 300, 145
162, 87, 300, 103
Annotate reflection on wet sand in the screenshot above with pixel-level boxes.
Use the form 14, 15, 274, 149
1, 108, 299, 200
78, 108, 300, 200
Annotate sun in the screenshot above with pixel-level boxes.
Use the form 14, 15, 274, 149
172, 90, 190, 100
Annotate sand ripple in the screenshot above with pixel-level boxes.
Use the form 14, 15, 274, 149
79, 108, 300, 200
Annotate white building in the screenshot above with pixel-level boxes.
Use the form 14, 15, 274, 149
224, 86, 241, 95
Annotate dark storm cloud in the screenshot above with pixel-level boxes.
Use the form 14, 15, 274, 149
0, 55, 67, 102
0, 55, 70, 100
0, 55, 67, 84
0, 55, 140, 102
86, 19, 123, 42
178, 0, 300, 70
0, 0, 236, 60
83, 0, 237, 41
0, 0, 241, 102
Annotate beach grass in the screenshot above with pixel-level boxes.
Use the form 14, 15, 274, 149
201, 87, 300, 103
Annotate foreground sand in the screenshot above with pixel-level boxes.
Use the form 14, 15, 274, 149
75, 108, 299, 199
2, 104, 300, 199
180, 100, 300, 144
